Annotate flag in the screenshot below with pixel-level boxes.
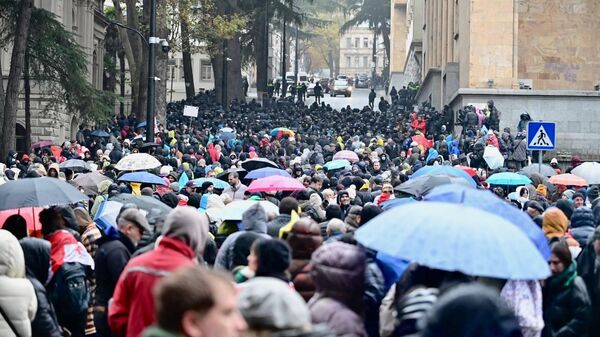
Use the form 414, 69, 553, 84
47, 230, 95, 275
179, 171, 189, 187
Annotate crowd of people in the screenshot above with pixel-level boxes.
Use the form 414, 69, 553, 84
0, 88, 599, 337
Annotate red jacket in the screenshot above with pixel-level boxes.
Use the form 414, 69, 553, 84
108, 237, 196, 337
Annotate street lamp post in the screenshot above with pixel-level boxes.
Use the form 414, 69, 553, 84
146, 0, 157, 142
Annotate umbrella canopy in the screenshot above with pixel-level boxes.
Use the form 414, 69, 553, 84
90, 129, 111, 138
241, 158, 279, 171
425, 184, 550, 260
354, 202, 550, 280
245, 167, 291, 180
520, 164, 557, 177
192, 177, 230, 189
411, 135, 432, 149
548, 173, 588, 187
118, 172, 168, 186
483, 146, 504, 169
216, 168, 248, 181
0, 207, 43, 236
395, 174, 474, 197
59, 159, 92, 172
411, 165, 477, 187
333, 150, 359, 163
109, 193, 173, 215
218, 131, 236, 141
72, 172, 113, 196
486, 172, 532, 186
115, 153, 161, 171
220, 127, 234, 133
454, 165, 477, 177
270, 127, 295, 138
0, 177, 88, 211
247, 176, 306, 193
31, 140, 53, 149
93, 200, 123, 234
572, 162, 600, 185
211, 200, 279, 221
380, 197, 417, 211
323, 159, 351, 171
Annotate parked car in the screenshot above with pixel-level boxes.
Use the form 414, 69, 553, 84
355, 76, 369, 88
330, 79, 352, 97
307, 83, 316, 97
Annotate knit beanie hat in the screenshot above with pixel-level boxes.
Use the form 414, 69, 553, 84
555, 199, 574, 220
255, 239, 291, 279
587, 186, 600, 202
162, 206, 209, 255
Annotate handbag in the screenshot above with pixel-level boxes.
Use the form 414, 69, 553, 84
0, 302, 22, 337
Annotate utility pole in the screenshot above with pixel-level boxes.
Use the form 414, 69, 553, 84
145, 0, 157, 142
371, 30, 377, 89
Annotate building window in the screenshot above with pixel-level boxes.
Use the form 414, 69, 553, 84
363, 56, 368, 68
363, 37, 369, 48
346, 56, 352, 68
201, 60, 212, 81
346, 38, 352, 48
354, 56, 359, 68
354, 37, 360, 48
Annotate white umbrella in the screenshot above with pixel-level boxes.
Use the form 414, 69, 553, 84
572, 162, 600, 184
115, 153, 161, 171
483, 146, 504, 170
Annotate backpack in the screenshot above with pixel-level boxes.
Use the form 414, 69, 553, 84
49, 262, 90, 320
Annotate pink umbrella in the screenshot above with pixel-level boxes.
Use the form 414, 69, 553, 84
333, 150, 359, 163
0, 207, 43, 237
247, 176, 306, 193
548, 173, 588, 187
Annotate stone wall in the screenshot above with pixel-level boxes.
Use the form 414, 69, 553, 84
518, 0, 600, 90
449, 88, 600, 160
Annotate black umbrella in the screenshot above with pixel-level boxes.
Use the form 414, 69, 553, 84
519, 164, 556, 178
395, 174, 474, 197
216, 168, 248, 181
0, 177, 88, 211
91, 129, 111, 138
241, 158, 280, 171
72, 171, 113, 196
59, 159, 92, 172
109, 193, 172, 215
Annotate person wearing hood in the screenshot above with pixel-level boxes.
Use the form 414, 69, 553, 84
20, 238, 62, 337
109, 207, 210, 337
543, 207, 580, 253
570, 207, 596, 248
95, 209, 151, 337
267, 197, 299, 238
47, 162, 60, 178
543, 241, 591, 337
337, 190, 352, 220
287, 219, 323, 301
0, 230, 37, 337
238, 239, 292, 283
215, 203, 271, 270
308, 242, 367, 337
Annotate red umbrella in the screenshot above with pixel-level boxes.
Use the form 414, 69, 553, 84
333, 150, 359, 163
0, 207, 43, 237
411, 135, 432, 149
454, 165, 477, 177
247, 176, 306, 193
31, 140, 53, 149
548, 174, 588, 187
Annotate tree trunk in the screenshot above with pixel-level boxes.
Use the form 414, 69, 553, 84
154, 0, 168, 125
1, 0, 33, 159
211, 49, 224, 106
103, 24, 119, 92
24, 48, 31, 151
136, 0, 150, 122
226, 34, 243, 104
113, 0, 138, 115
0, 50, 5, 134
180, 16, 195, 99
254, 3, 268, 99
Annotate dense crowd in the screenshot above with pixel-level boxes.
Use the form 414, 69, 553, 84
0, 88, 598, 337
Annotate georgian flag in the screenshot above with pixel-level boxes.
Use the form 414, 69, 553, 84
47, 229, 95, 275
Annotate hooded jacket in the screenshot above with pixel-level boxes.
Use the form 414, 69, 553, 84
308, 242, 367, 337
543, 208, 579, 248
0, 230, 37, 337
288, 221, 323, 301
20, 238, 62, 337
215, 203, 271, 270
570, 207, 595, 248
109, 207, 209, 337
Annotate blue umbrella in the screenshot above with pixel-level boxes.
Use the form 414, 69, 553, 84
355, 202, 550, 280
246, 167, 291, 179
218, 131, 236, 141
137, 121, 147, 128
323, 159, 351, 171
93, 200, 122, 237
380, 197, 417, 211
193, 177, 230, 189
411, 165, 477, 187
425, 184, 550, 260
90, 129, 110, 138
486, 172, 532, 186
118, 172, 168, 186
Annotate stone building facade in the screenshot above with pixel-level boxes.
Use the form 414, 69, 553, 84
390, 0, 600, 159
338, 25, 385, 78
0, 0, 108, 152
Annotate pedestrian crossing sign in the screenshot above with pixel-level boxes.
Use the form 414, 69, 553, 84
527, 121, 556, 150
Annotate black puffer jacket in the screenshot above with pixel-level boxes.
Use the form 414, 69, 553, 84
20, 238, 63, 337
543, 263, 591, 337
570, 207, 595, 248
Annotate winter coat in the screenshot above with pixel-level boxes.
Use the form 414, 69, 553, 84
0, 230, 37, 337
543, 262, 591, 337
20, 238, 62, 337
288, 221, 323, 301
309, 242, 367, 337
222, 182, 248, 201
576, 244, 600, 337
94, 233, 136, 307
267, 214, 292, 238
108, 237, 197, 337
513, 138, 528, 161
570, 207, 595, 248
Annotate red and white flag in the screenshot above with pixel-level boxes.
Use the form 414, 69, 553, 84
47, 229, 95, 274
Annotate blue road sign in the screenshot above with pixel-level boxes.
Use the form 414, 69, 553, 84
527, 121, 556, 150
